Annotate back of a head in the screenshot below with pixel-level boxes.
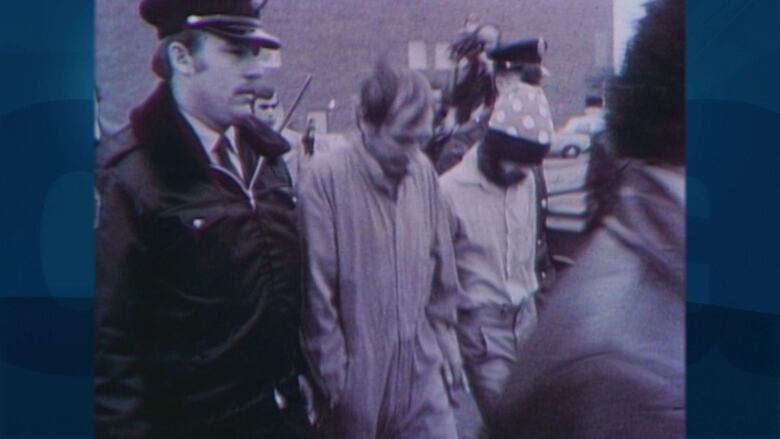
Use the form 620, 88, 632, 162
359, 60, 432, 130
607, 0, 684, 165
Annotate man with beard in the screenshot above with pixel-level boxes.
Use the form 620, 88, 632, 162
440, 67, 556, 422
94, 0, 310, 436
491, 0, 685, 437
298, 61, 464, 438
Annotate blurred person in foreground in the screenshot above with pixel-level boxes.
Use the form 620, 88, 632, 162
94, 0, 311, 436
298, 61, 464, 438
440, 48, 556, 423
490, 0, 685, 437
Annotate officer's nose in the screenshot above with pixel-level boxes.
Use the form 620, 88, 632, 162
244, 50, 269, 80
244, 61, 265, 82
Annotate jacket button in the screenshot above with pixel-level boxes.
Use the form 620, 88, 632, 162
541, 271, 547, 279
537, 239, 543, 247
192, 218, 205, 229
541, 198, 548, 209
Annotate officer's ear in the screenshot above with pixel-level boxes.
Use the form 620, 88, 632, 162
168, 41, 197, 76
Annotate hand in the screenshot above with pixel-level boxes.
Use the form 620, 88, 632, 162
431, 320, 469, 407
441, 343, 469, 406
298, 375, 318, 425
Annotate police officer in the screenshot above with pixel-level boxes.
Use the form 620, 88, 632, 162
490, 37, 550, 86
94, 0, 310, 437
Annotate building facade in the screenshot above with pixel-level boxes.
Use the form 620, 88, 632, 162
96, 0, 612, 133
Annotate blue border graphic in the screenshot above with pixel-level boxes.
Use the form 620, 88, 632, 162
1, 0, 780, 437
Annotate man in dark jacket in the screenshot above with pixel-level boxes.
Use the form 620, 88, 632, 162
490, 0, 685, 437
94, 1, 310, 437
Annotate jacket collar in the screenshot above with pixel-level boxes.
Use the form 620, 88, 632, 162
180, 108, 238, 156
604, 162, 685, 287
353, 132, 427, 198
130, 83, 290, 188
354, 135, 394, 196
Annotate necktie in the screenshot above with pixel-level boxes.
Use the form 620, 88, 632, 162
214, 135, 244, 181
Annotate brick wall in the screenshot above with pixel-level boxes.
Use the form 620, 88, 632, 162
96, 0, 612, 133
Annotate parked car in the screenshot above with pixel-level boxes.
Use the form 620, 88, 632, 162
560, 107, 606, 136
550, 131, 591, 158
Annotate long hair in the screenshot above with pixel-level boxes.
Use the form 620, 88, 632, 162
607, 0, 685, 165
358, 59, 432, 131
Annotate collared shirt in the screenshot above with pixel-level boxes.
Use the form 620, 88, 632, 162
180, 110, 244, 179
441, 147, 539, 308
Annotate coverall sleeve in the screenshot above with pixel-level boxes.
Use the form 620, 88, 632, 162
426, 178, 463, 353
297, 164, 348, 410
94, 171, 150, 438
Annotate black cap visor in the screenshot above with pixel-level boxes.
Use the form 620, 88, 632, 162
185, 14, 281, 49
483, 128, 550, 164
488, 38, 546, 64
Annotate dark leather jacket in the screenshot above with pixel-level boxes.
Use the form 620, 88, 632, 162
95, 85, 304, 438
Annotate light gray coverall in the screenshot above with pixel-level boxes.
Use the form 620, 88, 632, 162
299, 137, 460, 439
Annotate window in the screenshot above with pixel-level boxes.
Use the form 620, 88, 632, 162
408, 40, 427, 70
434, 42, 453, 70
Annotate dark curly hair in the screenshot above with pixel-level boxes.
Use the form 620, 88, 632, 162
606, 0, 685, 165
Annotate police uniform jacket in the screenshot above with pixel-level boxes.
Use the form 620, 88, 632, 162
94, 84, 303, 437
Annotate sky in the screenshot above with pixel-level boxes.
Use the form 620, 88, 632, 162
613, 0, 647, 73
